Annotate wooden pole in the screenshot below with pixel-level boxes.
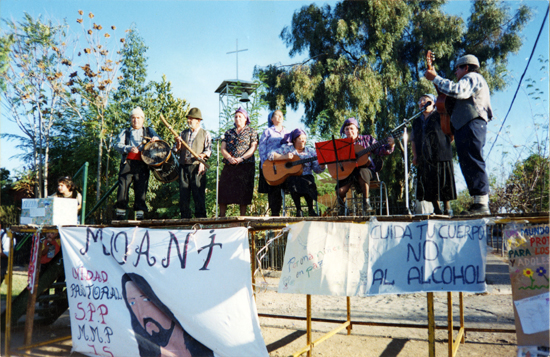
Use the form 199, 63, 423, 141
427, 292, 435, 357
250, 231, 256, 297
459, 292, 465, 343
447, 292, 453, 357
24, 233, 43, 347
5, 230, 15, 357
15, 335, 72, 350
307, 294, 312, 357
158, 113, 210, 168
346, 296, 352, 335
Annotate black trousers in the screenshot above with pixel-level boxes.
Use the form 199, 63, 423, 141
116, 160, 150, 212
1, 258, 7, 284
179, 164, 207, 219
454, 119, 489, 196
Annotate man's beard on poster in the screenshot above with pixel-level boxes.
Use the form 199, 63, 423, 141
143, 318, 176, 347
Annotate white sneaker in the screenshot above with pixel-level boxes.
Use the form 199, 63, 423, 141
115, 209, 126, 220
135, 210, 144, 220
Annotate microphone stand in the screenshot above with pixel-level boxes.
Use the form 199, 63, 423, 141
391, 103, 428, 135
393, 104, 429, 215
331, 135, 344, 214
212, 135, 224, 218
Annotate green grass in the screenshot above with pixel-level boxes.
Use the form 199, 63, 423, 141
1, 269, 29, 301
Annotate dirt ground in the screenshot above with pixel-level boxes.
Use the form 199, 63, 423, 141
2, 250, 518, 357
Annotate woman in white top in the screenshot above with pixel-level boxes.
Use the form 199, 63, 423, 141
50, 176, 82, 213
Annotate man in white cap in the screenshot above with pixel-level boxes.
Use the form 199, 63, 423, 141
114, 107, 161, 220
424, 54, 493, 215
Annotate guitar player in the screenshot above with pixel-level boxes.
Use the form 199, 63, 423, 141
424, 54, 493, 215
336, 118, 395, 215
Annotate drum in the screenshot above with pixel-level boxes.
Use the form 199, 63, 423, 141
142, 140, 179, 183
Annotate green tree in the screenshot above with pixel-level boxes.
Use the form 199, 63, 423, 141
0, 14, 71, 197
256, 0, 531, 213
63, 11, 124, 203
112, 27, 151, 112
0, 168, 13, 206
489, 153, 550, 213
1, 11, 126, 212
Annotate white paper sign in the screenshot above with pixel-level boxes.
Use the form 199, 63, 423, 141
279, 219, 487, 296
22, 199, 38, 208
30, 207, 46, 217
59, 226, 268, 357
278, 221, 368, 296
514, 292, 550, 334
20, 217, 32, 225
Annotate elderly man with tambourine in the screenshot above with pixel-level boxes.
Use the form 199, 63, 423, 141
115, 107, 161, 221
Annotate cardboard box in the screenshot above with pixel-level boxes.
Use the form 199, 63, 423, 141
20, 198, 78, 225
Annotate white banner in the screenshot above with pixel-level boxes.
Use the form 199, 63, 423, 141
279, 219, 487, 296
59, 226, 268, 357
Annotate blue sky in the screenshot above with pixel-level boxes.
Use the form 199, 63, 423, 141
1, 0, 549, 193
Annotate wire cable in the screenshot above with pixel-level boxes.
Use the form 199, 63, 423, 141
486, 6, 549, 159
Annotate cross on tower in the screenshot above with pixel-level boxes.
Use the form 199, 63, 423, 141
226, 39, 248, 80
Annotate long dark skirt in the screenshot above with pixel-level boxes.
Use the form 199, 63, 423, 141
258, 163, 285, 215
286, 174, 318, 201
219, 163, 255, 205
416, 160, 457, 202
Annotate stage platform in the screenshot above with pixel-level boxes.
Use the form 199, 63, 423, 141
9, 212, 549, 233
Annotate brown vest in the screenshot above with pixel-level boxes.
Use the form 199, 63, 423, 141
179, 128, 206, 165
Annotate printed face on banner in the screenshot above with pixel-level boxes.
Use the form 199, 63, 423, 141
121, 273, 211, 357
125, 282, 174, 342
59, 226, 269, 357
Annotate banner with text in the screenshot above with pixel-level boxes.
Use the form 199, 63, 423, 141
59, 226, 268, 357
505, 223, 549, 348
278, 219, 487, 296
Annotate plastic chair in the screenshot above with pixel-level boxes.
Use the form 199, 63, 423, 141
281, 188, 319, 217
345, 172, 389, 216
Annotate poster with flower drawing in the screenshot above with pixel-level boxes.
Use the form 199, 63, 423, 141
505, 223, 549, 348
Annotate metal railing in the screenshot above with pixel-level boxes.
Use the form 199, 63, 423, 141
84, 183, 117, 223
72, 162, 89, 225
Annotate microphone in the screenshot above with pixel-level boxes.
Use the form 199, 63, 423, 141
423, 101, 433, 110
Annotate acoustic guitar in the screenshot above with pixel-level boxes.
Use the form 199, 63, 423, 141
326, 135, 397, 181
426, 50, 455, 138
263, 155, 319, 186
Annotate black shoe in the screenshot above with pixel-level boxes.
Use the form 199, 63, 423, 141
337, 204, 346, 216
433, 207, 443, 215
308, 209, 318, 217
296, 210, 303, 217
443, 209, 453, 216
461, 204, 490, 215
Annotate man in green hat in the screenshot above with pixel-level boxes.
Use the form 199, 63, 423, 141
175, 107, 212, 219
424, 54, 493, 215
